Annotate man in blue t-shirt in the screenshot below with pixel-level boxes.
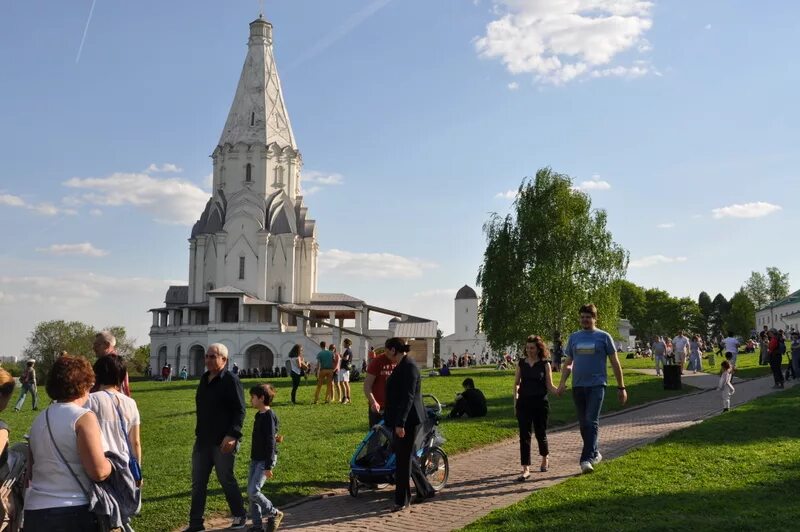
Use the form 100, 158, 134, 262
556, 303, 627, 474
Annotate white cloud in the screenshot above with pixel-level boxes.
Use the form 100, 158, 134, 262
145, 163, 182, 173
711, 202, 782, 220
629, 255, 688, 268
705, 23, 712, 30
303, 171, 344, 186
573, 175, 611, 191
413, 288, 459, 298
475, 0, 655, 85
0, 272, 178, 307
656, 222, 675, 229
63, 172, 210, 225
318, 249, 437, 279
36, 243, 108, 257
89, 208, 103, 217
507, 81, 520, 90
0, 193, 76, 216
495, 189, 517, 199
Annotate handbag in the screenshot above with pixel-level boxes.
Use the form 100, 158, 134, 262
104, 391, 143, 482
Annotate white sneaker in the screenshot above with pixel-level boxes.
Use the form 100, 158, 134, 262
591, 452, 603, 465
580, 461, 594, 474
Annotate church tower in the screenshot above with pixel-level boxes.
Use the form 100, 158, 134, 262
187, 15, 317, 305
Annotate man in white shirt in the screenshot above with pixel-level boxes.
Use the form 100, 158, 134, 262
722, 332, 740, 368
672, 331, 691, 375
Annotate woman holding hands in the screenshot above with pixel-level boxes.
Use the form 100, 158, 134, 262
514, 335, 558, 481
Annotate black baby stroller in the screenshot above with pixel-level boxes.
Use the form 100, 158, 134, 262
348, 394, 449, 497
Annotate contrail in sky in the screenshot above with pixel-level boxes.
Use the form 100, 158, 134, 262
76, 0, 98, 63
290, 0, 392, 69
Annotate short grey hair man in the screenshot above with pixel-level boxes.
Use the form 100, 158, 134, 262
93, 331, 117, 355
208, 343, 228, 360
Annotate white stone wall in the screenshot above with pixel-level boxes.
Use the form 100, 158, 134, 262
453, 298, 479, 339
756, 301, 800, 331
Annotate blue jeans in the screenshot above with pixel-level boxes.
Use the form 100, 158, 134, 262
14, 383, 38, 411
247, 460, 277, 526
689, 353, 702, 372
572, 386, 605, 463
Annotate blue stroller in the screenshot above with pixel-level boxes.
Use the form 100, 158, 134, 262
348, 394, 449, 497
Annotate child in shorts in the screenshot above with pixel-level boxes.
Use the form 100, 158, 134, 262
248, 384, 284, 532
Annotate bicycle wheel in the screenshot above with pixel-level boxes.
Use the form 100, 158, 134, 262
422, 447, 448, 491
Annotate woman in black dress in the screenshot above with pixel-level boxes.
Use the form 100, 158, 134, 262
514, 335, 558, 480
383, 337, 435, 511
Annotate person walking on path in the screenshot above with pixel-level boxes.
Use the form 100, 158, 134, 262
767, 329, 785, 389
672, 331, 690, 374
363, 348, 395, 429
759, 331, 770, 365
92, 331, 131, 396
651, 336, 666, 376
689, 335, 704, 373
184, 343, 247, 532
313, 342, 334, 404
247, 384, 284, 532
790, 331, 800, 381
514, 335, 558, 481
14, 359, 38, 412
330, 345, 342, 403
717, 360, 735, 412
556, 304, 627, 474
287, 344, 307, 405
339, 339, 353, 404
383, 338, 435, 511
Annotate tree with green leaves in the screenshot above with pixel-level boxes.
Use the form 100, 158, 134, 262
697, 291, 713, 336
617, 280, 646, 335
765, 266, 790, 303
743, 271, 770, 309
477, 168, 629, 351
726, 290, 756, 339
23, 320, 136, 377
710, 293, 730, 338
130, 345, 151, 376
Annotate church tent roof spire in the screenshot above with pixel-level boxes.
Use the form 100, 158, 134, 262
218, 16, 297, 149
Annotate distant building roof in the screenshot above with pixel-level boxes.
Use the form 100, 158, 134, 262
455, 285, 478, 300
312, 293, 364, 304
757, 289, 800, 312
392, 320, 438, 339
165, 286, 189, 306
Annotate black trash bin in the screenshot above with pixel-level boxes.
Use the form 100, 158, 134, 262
663, 364, 682, 390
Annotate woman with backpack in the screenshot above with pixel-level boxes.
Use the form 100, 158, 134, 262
25, 355, 112, 531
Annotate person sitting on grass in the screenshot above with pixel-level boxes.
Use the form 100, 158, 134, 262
448, 378, 487, 419
247, 384, 284, 532
717, 360, 735, 412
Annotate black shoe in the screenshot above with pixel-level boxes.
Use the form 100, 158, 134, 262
414, 491, 436, 503
230, 515, 247, 530
723, 408, 729, 412
391, 504, 410, 512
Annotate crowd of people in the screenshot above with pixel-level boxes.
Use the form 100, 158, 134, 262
4, 304, 798, 532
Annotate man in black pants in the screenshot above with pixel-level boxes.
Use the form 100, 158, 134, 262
448, 378, 487, 418
768, 329, 785, 389
183, 343, 247, 532
383, 338, 434, 511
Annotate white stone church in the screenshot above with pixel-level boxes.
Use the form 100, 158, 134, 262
440, 285, 495, 361
149, 16, 437, 375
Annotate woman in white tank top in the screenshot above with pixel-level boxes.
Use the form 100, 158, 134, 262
25, 356, 112, 532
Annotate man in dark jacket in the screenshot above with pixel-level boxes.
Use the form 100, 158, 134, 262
384, 338, 435, 511
448, 378, 487, 418
183, 343, 247, 532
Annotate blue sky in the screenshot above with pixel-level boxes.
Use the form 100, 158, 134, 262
1, 0, 798, 356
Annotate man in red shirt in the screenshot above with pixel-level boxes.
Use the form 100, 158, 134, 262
92, 331, 131, 396
363, 348, 396, 428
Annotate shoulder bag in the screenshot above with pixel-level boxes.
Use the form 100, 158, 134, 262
104, 392, 143, 482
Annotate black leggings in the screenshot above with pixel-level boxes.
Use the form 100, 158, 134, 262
516, 397, 549, 466
291, 372, 301, 403
770, 353, 784, 385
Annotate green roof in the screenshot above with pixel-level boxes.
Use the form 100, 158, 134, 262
757, 289, 800, 312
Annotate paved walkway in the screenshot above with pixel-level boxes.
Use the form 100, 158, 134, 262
629, 368, 744, 390
198, 375, 794, 532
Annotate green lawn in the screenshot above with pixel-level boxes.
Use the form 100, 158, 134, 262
619, 349, 775, 379
462, 383, 800, 532
4, 367, 691, 532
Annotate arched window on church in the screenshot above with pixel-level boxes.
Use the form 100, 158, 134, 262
274, 166, 284, 186
239, 256, 246, 280
277, 285, 283, 303
245, 163, 252, 182
250, 112, 255, 126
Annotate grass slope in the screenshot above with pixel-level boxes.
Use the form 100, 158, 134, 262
5, 368, 690, 531
462, 384, 800, 532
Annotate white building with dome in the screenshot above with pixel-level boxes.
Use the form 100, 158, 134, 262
440, 285, 494, 360
148, 15, 436, 375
